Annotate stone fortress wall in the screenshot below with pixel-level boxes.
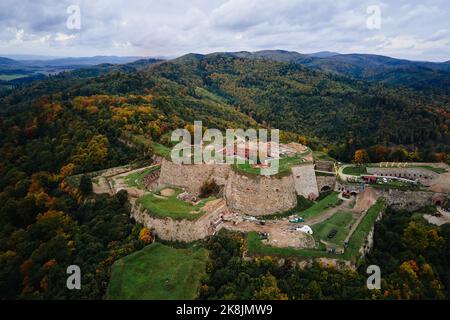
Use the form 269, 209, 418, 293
291, 164, 319, 198
130, 200, 226, 242
316, 175, 337, 192
157, 159, 338, 216
157, 158, 231, 194
366, 167, 439, 185
224, 170, 298, 216
315, 161, 335, 172
378, 189, 447, 211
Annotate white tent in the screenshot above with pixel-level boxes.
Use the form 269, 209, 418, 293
296, 225, 313, 234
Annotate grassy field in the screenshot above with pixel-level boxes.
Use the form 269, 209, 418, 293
342, 166, 367, 176
313, 151, 336, 162
0, 74, 29, 81
247, 231, 333, 257
195, 86, 228, 104
312, 212, 355, 246
232, 153, 308, 177
296, 192, 341, 219
138, 188, 211, 220
126, 132, 172, 158
107, 243, 209, 300
341, 198, 385, 263
247, 199, 385, 263
408, 165, 447, 174
124, 166, 159, 189
366, 163, 447, 174
153, 142, 172, 158
247, 232, 335, 258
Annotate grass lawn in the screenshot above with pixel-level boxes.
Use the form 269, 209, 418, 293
107, 243, 209, 300
313, 151, 336, 162
341, 198, 385, 263
312, 212, 355, 246
342, 166, 367, 176
366, 163, 447, 174
124, 166, 159, 189
247, 232, 336, 258
408, 165, 447, 174
296, 192, 341, 219
126, 132, 172, 158
153, 142, 172, 158
138, 189, 211, 220
232, 153, 307, 177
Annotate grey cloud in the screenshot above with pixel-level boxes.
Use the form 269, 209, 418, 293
0, 0, 449, 61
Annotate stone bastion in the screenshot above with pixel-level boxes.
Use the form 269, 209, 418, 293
224, 170, 297, 215
156, 159, 330, 216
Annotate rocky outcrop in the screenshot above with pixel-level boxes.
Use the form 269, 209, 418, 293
224, 170, 297, 216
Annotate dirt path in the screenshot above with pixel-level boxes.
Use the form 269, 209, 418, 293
428, 172, 450, 193
344, 188, 380, 243
223, 219, 316, 248
92, 176, 114, 195
424, 207, 450, 226
351, 188, 379, 213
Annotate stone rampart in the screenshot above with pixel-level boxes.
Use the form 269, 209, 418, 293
224, 170, 297, 216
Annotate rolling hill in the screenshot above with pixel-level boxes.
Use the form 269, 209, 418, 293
222, 50, 450, 92
1, 52, 449, 162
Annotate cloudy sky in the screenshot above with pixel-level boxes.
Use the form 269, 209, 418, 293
0, 0, 449, 61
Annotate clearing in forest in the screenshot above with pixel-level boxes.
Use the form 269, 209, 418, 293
107, 243, 208, 300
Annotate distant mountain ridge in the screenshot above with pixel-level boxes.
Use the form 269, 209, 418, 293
0, 57, 23, 66
197, 50, 450, 92
3, 50, 450, 93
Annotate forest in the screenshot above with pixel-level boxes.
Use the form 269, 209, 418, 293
0, 53, 449, 299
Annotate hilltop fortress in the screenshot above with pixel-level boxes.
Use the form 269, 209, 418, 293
157, 143, 336, 216
82, 142, 449, 261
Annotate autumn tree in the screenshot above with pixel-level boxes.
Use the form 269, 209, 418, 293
354, 149, 370, 165
253, 274, 288, 300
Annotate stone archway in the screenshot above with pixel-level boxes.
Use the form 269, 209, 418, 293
432, 196, 445, 207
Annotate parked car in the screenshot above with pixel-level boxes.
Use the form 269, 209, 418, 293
289, 217, 305, 223
259, 232, 269, 240
327, 229, 338, 239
